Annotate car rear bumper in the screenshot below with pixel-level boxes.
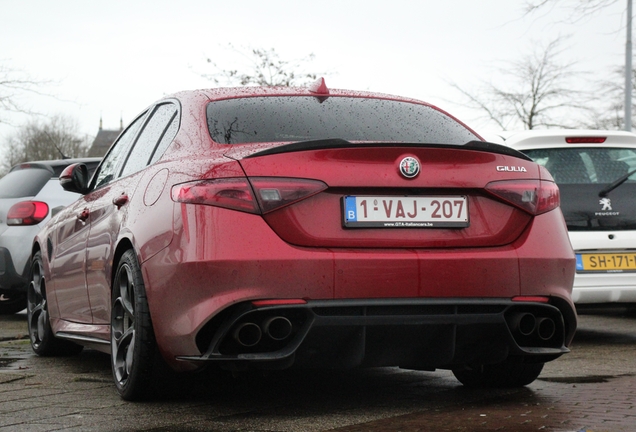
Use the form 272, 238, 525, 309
572, 272, 636, 304
143, 207, 576, 372
570, 230, 636, 304
177, 298, 573, 371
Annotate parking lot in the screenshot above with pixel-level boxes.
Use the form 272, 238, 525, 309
0, 308, 634, 431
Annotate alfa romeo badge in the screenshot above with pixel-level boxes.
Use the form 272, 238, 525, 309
399, 156, 420, 179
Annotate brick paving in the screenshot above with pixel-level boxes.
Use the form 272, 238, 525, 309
1, 311, 635, 431
330, 374, 636, 431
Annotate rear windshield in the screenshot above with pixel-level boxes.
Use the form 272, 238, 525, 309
0, 168, 52, 198
523, 147, 636, 184
206, 96, 479, 145
523, 147, 636, 231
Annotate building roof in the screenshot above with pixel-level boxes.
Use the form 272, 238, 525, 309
88, 118, 123, 157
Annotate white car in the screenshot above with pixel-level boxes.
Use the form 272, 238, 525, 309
0, 158, 101, 314
501, 130, 636, 307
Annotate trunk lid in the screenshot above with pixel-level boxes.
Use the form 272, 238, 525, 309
230, 142, 542, 248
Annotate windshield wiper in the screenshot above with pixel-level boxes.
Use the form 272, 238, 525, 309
598, 168, 636, 197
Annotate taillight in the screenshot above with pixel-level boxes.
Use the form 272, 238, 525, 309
172, 178, 259, 213
6, 201, 49, 225
171, 177, 327, 214
250, 177, 328, 213
485, 180, 560, 215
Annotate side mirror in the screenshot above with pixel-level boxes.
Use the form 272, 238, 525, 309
59, 163, 89, 194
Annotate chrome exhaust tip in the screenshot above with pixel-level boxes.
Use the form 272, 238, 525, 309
511, 313, 536, 336
233, 322, 262, 347
536, 317, 556, 341
263, 316, 293, 341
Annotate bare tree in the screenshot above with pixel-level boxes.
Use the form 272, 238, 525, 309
1, 115, 91, 174
202, 44, 326, 87
524, 0, 620, 18
450, 37, 590, 130
523, 0, 632, 130
0, 62, 51, 124
586, 66, 636, 128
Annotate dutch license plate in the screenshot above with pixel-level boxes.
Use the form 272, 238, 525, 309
576, 253, 636, 272
343, 195, 469, 228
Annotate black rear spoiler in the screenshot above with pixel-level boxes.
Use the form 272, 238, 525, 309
243, 139, 532, 161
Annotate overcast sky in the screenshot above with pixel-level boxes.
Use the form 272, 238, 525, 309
0, 0, 630, 149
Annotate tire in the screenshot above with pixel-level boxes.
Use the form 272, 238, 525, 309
27, 251, 83, 356
452, 359, 544, 388
111, 249, 158, 401
0, 291, 27, 315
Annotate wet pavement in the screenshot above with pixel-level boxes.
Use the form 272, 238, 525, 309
0, 309, 635, 431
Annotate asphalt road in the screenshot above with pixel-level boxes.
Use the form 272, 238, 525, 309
1, 308, 635, 431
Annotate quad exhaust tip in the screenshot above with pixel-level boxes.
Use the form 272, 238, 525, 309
509, 313, 556, 342
233, 316, 293, 347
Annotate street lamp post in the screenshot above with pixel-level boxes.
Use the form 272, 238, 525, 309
626, 0, 633, 131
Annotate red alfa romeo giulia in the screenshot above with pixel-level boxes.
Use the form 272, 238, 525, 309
28, 79, 577, 400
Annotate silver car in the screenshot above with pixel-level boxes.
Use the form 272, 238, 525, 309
0, 158, 101, 314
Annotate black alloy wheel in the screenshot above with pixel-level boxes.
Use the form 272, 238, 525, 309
111, 249, 158, 401
27, 251, 82, 356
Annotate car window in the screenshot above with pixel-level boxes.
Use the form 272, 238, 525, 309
0, 168, 52, 198
206, 96, 478, 145
84, 161, 101, 179
149, 108, 179, 165
93, 111, 148, 189
523, 147, 636, 184
121, 102, 179, 177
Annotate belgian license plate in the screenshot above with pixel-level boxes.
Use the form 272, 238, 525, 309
576, 253, 636, 272
343, 195, 469, 228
